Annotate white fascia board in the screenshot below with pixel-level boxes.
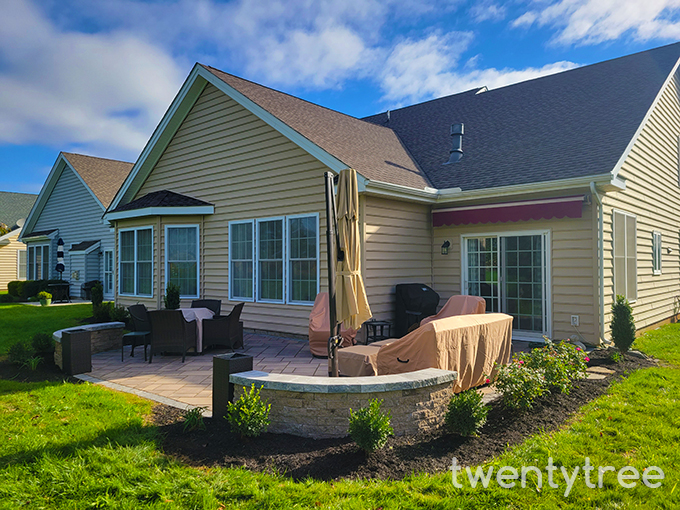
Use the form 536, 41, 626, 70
198, 66, 348, 174
609, 55, 680, 181
20, 155, 68, 239
105, 205, 215, 221
69, 241, 101, 255
362, 179, 442, 203
0, 227, 20, 243
107, 65, 208, 212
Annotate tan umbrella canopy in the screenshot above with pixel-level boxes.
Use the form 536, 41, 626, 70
335, 168, 372, 330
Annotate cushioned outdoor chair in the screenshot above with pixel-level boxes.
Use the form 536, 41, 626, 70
191, 299, 221, 316
202, 302, 245, 350
122, 304, 150, 362
147, 309, 196, 363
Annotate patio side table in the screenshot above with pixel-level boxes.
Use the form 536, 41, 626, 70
365, 320, 393, 343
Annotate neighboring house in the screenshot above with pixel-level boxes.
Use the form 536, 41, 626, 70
21, 153, 133, 299
105, 42, 680, 345
0, 191, 37, 290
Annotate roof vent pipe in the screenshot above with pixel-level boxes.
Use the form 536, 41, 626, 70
443, 123, 464, 165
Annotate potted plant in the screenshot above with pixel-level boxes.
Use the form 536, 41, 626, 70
37, 291, 52, 307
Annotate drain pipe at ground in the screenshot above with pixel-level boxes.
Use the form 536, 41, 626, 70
590, 182, 605, 345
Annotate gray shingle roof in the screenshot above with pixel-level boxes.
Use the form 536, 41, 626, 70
0, 191, 37, 229
112, 190, 213, 212
62, 153, 133, 208
363, 42, 680, 191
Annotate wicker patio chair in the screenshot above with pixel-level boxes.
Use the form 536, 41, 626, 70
202, 302, 245, 350
147, 309, 197, 363
122, 304, 150, 362
190, 299, 221, 316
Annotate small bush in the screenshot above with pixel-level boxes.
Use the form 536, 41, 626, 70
22, 356, 42, 371
611, 295, 636, 353
519, 340, 588, 395
37, 291, 52, 301
183, 407, 207, 433
445, 389, 488, 437
226, 384, 271, 438
91, 282, 104, 308
31, 333, 55, 354
348, 398, 393, 453
164, 283, 181, 310
93, 302, 113, 323
7, 280, 23, 297
0, 294, 14, 303
494, 359, 547, 410
8, 340, 35, 366
109, 305, 130, 325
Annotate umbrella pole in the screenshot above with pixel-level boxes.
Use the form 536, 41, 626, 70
324, 172, 341, 377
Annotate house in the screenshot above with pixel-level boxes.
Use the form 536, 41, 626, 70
105, 42, 680, 345
21, 153, 133, 299
0, 191, 37, 290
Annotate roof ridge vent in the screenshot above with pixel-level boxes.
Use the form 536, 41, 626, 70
443, 123, 464, 165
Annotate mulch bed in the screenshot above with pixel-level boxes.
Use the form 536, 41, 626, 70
0, 356, 81, 384
152, 349, 656, 481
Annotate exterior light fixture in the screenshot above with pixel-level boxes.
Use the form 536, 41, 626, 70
441, 240, 450, 255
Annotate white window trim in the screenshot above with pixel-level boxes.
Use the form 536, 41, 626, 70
286, 212, 320, 306
612, 209, 637, 303
164, 224, 200, 299
256, 216, 286, 304
103, 250, 114, 297
652, 231, 662, 276
460, 229, 552, 341
228, 220, 255, 302
17, 249, 27, 280
27, 244, 50, 281
118, 226, 154, 298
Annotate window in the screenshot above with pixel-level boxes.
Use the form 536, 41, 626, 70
229, 214, 318, 304
652, 232, 662, 276
613, 211, 637, 301
27, 245, 50, 280
288, 215, 319, 303
229, 221, 254, 300
257, 218, 284, 302
104, 251, 114, 294
165, 225, 199, 298
119, 227, 153, 296
463, 232, 549, 339
17, 250, 27, 280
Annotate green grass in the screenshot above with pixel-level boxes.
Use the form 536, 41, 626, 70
0, 326, 679, 508
0, 303, 91, 354
634, 323, 680, 366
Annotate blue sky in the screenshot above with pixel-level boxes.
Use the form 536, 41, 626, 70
1, 0, 680, 195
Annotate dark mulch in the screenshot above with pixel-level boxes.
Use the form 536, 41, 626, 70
0, 356, 81, 384
153, 349, 656, 481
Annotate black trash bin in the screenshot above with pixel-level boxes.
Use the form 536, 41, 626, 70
394, 283, 440, 337
212, 353, 254, 419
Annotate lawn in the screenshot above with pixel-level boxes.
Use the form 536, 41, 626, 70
0, 302, 92, 354
0, 326, 679, 508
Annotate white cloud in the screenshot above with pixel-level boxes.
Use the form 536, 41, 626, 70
0, 0, 184, 159
469, 1, 507, 22
380, 32, 578, 105
512, 0, 680, 45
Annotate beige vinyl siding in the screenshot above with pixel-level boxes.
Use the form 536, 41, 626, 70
0, 230, 25, 290
432, 197, 598, 344
602, 70, 680, 336
363, 196, 432, 321
121, 84, 328, 336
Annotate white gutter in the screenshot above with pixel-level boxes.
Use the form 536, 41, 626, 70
590, 181, 605, 344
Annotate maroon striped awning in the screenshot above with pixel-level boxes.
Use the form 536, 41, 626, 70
433, 195, 585, 227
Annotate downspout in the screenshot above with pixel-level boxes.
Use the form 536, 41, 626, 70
590, 182, 605, 345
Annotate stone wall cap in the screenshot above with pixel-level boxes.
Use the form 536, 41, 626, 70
229, 368, 458, 393
53, 322, 125, 342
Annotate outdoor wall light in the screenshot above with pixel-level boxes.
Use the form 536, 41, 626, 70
441, 240, 451, 255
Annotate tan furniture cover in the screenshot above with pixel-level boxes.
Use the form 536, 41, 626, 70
338, 313, 513, 392
309, 292, 357, 357
420, 295, 486, 327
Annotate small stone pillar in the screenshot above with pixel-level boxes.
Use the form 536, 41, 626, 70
213, 353, 253, 418
62, 329, 92, 375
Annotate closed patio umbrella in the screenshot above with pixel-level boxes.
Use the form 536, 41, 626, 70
335, 168, 372, 330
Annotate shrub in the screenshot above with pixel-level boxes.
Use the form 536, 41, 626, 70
348, 398, 393, 453
611, 294, 636, 353
109, 305, 130, 326
164, 283, 181, 310
183, 406, 207, 433
0, 294, 14, 303
226, 384, 271, 438
93, 302, 113, 323
23, 356, 42, 371
445, 389, 488, 437
519, 340, 588, 395
31, 333, 55, 354
91, 282, 103, 308
37, 291, 52, 301
23, 280, 44, 300
493, 359, 547, 410
8, 340, 35, 366
7, 280, 23, 297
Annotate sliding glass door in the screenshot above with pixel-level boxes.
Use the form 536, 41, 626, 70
463, 231, 550, 339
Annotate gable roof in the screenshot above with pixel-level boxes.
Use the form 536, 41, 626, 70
61, 153, 133, 208
363, 42, 680, 192
0, 191, 37, 229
